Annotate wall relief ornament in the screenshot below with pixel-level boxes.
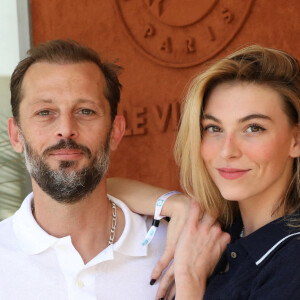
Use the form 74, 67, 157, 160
114, 0, 255, 68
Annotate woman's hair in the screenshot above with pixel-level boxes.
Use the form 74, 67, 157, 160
174, 45, 300, 227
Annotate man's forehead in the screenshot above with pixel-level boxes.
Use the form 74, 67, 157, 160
21, 61, 105, 93
19, 61, 108, 107
23, 61, 104, 80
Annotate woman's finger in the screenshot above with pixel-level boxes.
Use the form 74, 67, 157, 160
200, 210, 217, 227
151, 246, 174, 281
186, 200, 202, 225
155, 263, 175, 300
151, 200, 191, 281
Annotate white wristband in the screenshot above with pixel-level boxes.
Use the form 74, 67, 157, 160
142, 191, 181, 246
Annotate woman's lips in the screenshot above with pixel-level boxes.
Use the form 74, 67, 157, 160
217, 168, 250, 179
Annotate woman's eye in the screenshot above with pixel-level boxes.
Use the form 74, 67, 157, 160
205, 125, 222, 133
79, 109, 94, 115
246, 124, 266, 133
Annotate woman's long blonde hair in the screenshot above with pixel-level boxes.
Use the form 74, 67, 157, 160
174, 45, 300, 227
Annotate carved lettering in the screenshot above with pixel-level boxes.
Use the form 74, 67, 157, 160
208, 26, 216, 41
157, 0, 165, 17
152, 103, 171, 132
186, 37, 196, 53
132, 107, 147, 135
120, 102, 181, 136
144, 24, 155, 38
222, 8, 234, 23
147, 0, 165, 16
161, 37, 172, 53
171, 102, 180, 130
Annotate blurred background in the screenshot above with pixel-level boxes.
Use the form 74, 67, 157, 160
1, 0, 299, 219
0, 0, 30, 219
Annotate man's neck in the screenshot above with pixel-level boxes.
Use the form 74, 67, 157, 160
31, 179, 125, 264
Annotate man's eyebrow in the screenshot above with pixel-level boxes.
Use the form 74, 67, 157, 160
76, 98, 97, 104
32, 99, 53, 104
32, 98, 98, 105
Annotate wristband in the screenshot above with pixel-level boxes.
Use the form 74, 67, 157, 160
142, 191, 181, 246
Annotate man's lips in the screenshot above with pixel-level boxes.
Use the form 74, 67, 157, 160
49, 149, 85, 160
217, 168, 250, 179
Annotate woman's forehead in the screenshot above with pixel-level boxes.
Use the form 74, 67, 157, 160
204, 82, 283, 114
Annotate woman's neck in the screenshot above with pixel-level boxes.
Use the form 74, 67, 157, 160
238, 190, 286, 236
240, 203, 283, 237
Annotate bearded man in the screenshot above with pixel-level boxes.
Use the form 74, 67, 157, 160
0, 40, 167, 299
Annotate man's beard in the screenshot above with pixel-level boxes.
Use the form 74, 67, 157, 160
21, 133, 111, 204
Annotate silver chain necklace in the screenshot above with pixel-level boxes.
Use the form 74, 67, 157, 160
31, 199, 117, 245
108, 201, 117, 245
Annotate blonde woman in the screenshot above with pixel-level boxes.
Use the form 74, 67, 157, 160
108, 45, 300, 299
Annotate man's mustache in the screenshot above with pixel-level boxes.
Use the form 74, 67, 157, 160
42, 139, 92, 159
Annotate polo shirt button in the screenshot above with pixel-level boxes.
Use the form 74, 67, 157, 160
76, 280, 84, 288
231, 251, 237, 259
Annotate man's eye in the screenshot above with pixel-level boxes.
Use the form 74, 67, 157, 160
79, 109, 94, 115
38, 110, 51, 116
246, 124, 266, 133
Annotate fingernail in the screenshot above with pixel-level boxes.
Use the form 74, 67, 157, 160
150, 278, 156, 285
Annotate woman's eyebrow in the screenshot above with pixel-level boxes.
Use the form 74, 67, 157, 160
202, 114, 221, 123
238, 114, 272, 123
202, 113, 272, 124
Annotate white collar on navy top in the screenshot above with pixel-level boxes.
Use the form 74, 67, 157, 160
13, 192, 148, 258
232, 211, 300, 266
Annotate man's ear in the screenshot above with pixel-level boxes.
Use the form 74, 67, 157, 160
8, 117, 24, 153
290, 125, 300, 158
110, 115, 125, 151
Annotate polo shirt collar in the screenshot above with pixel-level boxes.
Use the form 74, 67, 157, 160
13, 193, 148, 258
13, 192, 58, 255
231, 210, 300, 266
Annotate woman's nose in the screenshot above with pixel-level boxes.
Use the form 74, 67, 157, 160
220, 133, 242, 159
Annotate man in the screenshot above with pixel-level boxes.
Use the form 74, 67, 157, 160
0, 40, 166, 299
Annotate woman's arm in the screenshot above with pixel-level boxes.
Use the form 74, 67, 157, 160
107, 177, 191, 299
107, 177, 189, 217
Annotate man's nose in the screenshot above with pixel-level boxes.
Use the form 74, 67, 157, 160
220, 133, 242, 159
55, 114, 78, 139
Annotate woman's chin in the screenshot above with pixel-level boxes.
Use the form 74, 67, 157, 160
219, 190, 243, 202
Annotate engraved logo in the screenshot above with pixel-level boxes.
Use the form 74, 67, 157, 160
114, 0, 254, 68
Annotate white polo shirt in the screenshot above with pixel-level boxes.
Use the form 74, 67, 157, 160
0, 193, 167, 300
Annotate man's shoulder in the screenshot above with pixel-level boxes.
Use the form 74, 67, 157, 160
109, 195, 167, 237
0, 215, 14, 232
108, 195, 167, 255
0, 215, 18, 249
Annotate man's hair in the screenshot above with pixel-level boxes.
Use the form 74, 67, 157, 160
174, 45, 300, 227
10, 39, 122, 123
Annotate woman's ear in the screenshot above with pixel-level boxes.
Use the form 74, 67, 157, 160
290, 125, 300, 158
8, 118, 24, 153
109, 115, 125, 151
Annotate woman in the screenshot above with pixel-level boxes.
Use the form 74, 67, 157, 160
108, 45, 300, 299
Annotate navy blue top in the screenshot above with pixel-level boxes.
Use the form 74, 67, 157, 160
204, 211, 300, 299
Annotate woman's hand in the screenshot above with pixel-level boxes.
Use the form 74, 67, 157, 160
174, 201, 230, 300
151, 194, 190, 300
